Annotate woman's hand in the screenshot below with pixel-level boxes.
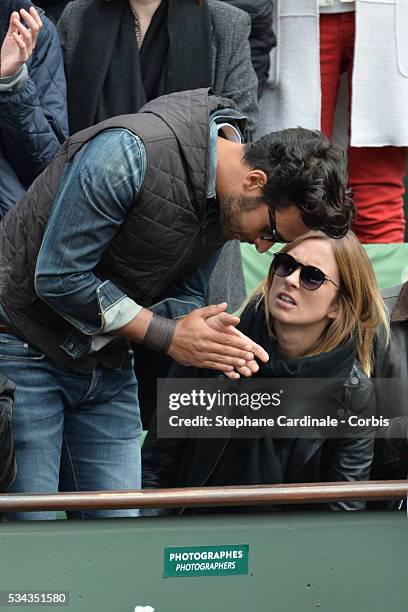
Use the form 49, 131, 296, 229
205, 310, 269, 379
0, 7, 42, 78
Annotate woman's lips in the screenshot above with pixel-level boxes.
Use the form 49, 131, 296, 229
276, 292, 297, 308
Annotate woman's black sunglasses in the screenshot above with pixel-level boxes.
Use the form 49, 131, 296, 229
272, 252, 340, 291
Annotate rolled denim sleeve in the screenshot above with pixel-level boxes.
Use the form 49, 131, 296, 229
35, 129, 146, 335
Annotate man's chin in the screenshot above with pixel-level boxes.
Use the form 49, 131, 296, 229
220, 223, 250, 241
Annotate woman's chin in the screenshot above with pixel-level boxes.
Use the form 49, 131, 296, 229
269, 307, 295, 324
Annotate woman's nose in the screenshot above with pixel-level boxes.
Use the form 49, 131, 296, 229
284, 268, 301, 287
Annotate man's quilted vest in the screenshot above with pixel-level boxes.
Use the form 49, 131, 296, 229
0, 89, 239, 372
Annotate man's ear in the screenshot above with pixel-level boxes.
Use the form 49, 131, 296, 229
242, 169, 267, 193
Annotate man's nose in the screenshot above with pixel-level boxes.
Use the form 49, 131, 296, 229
254, 238, 274, 253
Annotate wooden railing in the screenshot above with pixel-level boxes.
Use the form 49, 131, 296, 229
0, 480, 406, 512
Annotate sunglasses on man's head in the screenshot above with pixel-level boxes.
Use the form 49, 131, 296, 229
272, 252, 340, 291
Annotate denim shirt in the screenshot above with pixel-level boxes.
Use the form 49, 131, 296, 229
34, 111, 244, 357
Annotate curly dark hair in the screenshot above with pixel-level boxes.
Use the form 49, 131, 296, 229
243, 127, 354, 238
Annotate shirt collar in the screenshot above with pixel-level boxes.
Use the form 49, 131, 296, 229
207, 109, 246, 199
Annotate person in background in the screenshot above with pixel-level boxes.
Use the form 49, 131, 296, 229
142, 231, 388, 512
0, 2, 68, 219
262, 0, 408, 243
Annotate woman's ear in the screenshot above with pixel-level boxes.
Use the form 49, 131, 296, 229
327, 296, 340, 320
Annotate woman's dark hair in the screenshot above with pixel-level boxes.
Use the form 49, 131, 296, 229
243, 127, 354, 238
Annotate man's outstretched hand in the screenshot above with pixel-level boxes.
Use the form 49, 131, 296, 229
168, 303, 269, 377
205, 307, 269, 378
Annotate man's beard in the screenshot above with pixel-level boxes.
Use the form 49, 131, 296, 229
218, 193, 264, 240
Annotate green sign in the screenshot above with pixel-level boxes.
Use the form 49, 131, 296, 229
163, 545, 249, 578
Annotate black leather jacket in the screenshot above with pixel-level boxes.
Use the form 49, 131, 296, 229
142, 360, 375, 513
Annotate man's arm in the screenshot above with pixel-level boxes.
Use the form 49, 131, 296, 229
113, 302, 267, 373
35, 128, 144, 336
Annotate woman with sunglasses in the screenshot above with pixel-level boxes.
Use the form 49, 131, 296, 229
142, 230, 389, 512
